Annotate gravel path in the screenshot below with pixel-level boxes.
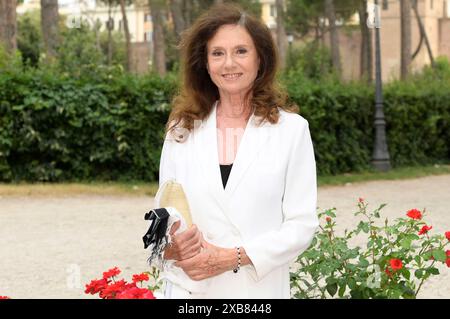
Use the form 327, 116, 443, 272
0, 174, 449, 299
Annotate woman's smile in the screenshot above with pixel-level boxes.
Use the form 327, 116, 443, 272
222, 72, 243, 80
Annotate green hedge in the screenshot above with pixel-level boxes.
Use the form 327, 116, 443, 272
0, 66, 176, 181
0, 61, 449, 182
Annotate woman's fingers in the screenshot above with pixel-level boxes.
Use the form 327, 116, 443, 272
168, 224, 203, 260
169, 220, 181, 235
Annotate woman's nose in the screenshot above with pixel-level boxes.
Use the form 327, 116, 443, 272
224, 53, 236, 68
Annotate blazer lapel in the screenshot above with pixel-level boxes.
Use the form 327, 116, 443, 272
193, 102, 230, 216
225, 112, 272, 198
193, 102, 272, 224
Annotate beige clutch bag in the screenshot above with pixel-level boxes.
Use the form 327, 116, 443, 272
157, 180, 192, 227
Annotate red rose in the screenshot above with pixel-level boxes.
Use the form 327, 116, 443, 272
117, 287, 155, 299
446, 250, 450, 257
103, 266, 121, 280
389, 258, 403, 271
326, 217, 332, 223
84, 278, 108, 295
132, 273, 150, 283
418, 225, 432, 235
446, 258, 450, 268
0, 296, 10, 299
445, 232, 450, 241
358, 197, 364, 203
406, 209, 422, 220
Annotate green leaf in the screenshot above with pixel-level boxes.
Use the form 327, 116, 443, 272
338, 284, 346, 297
432, 250, 447, 262
427, 268, 440, 275
400, 238, 412, 249
402, 269, 410, 280
415, 269, 423, 279
348, 277, 357, 290
326, 283, 338, 297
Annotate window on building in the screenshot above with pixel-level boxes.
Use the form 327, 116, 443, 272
382, 0, 388, 10
270, 4, 276, 17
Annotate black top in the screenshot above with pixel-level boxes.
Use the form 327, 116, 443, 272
219, 163, 233, 189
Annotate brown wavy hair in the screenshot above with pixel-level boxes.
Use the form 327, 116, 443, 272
166, 3, 298, 138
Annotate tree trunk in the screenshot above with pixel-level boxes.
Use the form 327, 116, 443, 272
276, 0, 287, 69
400, 0, 412, 79
169, 0, 185, 39
324, 0, 341, 76
107, 2, 113, 65
359, 0, 372, 83
149, 0, 167, 76
184, 0, 193, 29
0, 0, 17, 53
119, 0, 132, 72
412, 0, 435, 67
40, 0, 59, 60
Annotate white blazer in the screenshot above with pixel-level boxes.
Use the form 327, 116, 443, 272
159, 102, 319, 299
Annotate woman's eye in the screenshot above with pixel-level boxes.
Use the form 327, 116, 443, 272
236, 48, 248, 54
212, 51, 223, 56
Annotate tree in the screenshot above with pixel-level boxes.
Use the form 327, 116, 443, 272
400, 0, 412, 79
412, 0, 434, 67
119, 0, 132, 71
358, 0, 372, 82
149, 0, 167, 76
97, 0, 115, 65
40, 0, 59, 60
169, 0, 185, 39
0, 0, 18, 53
324, 0, 341, 76
276, 0, 287, 69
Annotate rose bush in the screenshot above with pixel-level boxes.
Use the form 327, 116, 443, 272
291, 200, 450, 299
85, 266, 161, 299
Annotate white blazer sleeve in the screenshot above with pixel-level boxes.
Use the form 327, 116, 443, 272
243, 119, 319, 281
159, 132, 177, 187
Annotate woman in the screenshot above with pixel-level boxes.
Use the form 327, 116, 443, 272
158, 4, 318, 299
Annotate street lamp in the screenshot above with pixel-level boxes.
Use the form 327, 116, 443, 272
372, 0, 391, 171
287, 34, 293, 67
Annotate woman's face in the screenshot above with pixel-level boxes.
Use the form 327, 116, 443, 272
206, 24, 260, 97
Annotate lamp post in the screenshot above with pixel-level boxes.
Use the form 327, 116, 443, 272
372, 0, 391, 171
287, 34, 293, 67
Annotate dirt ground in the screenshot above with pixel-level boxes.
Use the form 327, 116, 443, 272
0, 174, 449, 299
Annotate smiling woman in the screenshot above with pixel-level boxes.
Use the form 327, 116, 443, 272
151, 3, 319, 299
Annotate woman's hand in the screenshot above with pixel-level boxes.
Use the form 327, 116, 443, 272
174, 239, 237, 281
163, 221, 203, 261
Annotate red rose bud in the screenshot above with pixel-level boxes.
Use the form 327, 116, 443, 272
389, 258, 403, 271
358, 197, 364, 203
446, 250, 450, 257
0, 296, 10, 299
445, 232, 450, 241
446, 258, 450, 268
385, 268, 392, 277
406, 209, 422, 220
326, 217, 332, 223
418, 225, 432, 235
